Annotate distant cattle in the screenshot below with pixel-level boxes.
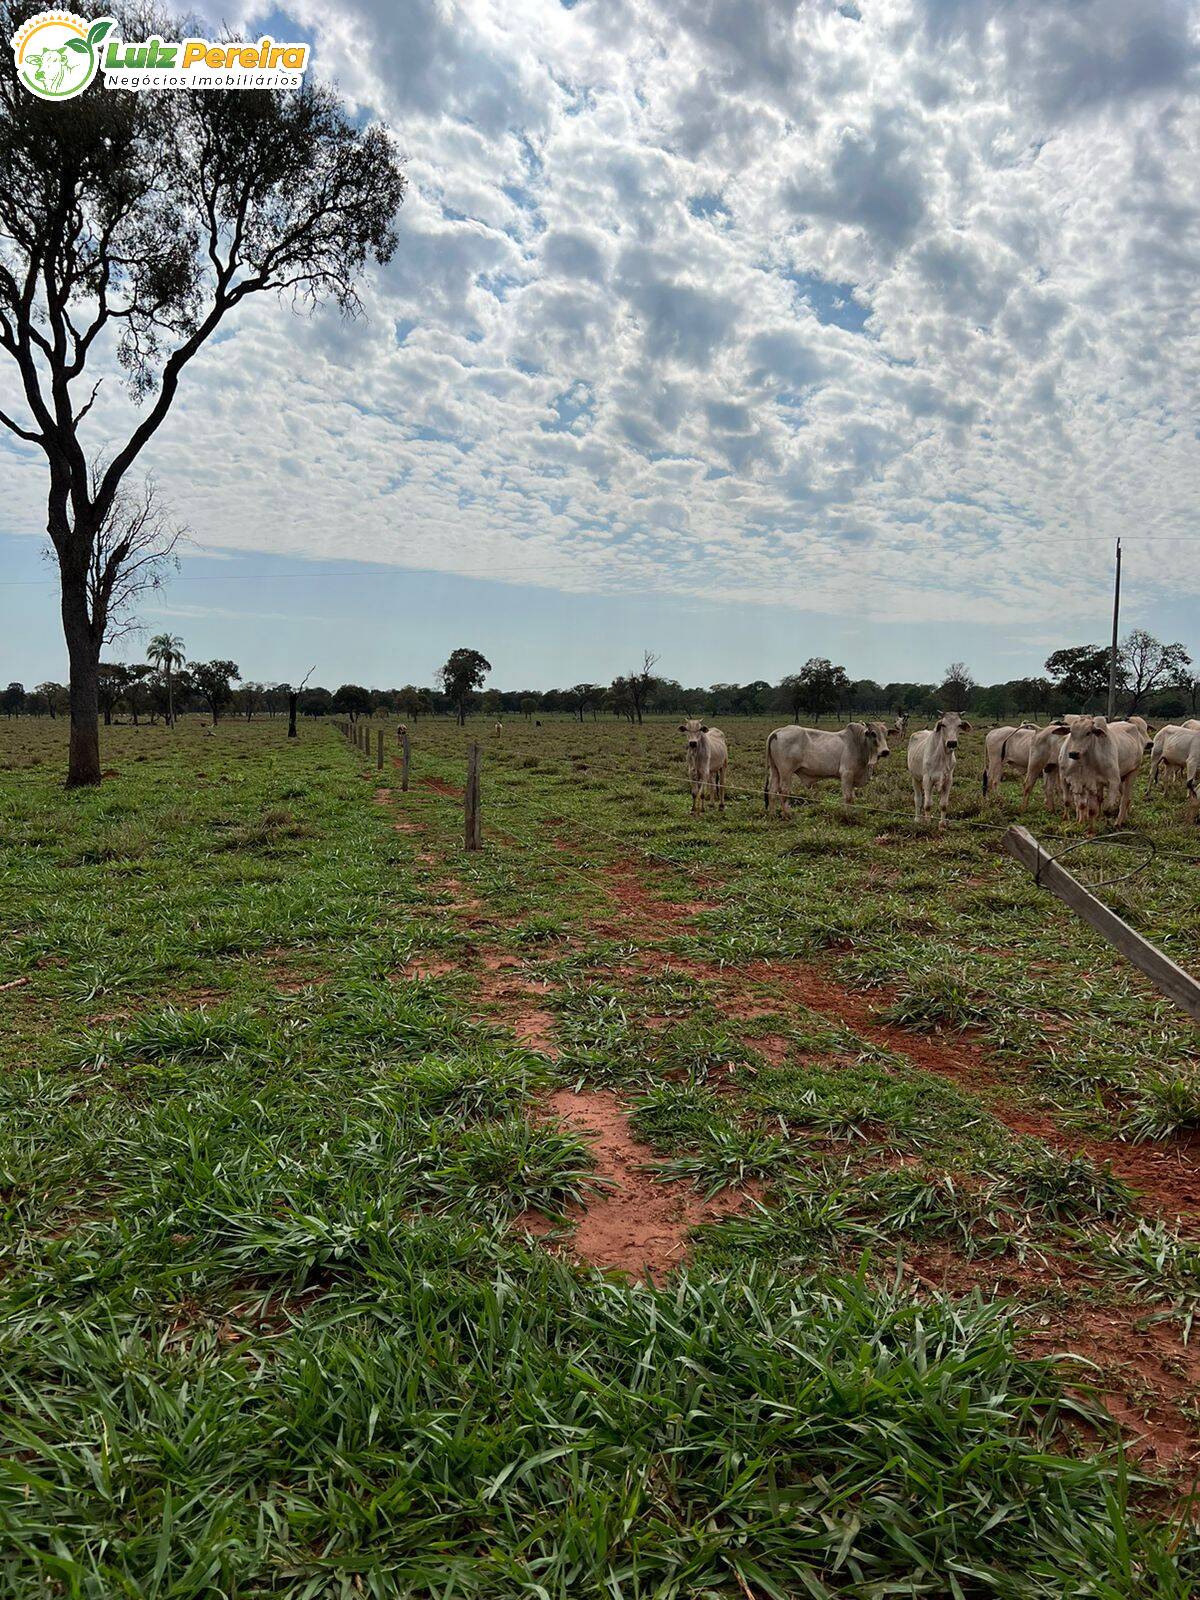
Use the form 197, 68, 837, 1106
396, 722, 408, 742
907, 711, 971, 829
764, 722, 888, 813
1060, 715, 1147, 828
679, 718, 728, 814
891, 712, 908, 738
983, 722, 1038, 798
494, 721, 503, 734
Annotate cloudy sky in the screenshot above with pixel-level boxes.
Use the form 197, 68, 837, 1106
3, 0, 1199, 688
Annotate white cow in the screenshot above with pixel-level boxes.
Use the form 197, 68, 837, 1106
907, 712, 971, 830
1150, 725, 1195, 787
764, 722, 888, 814
679, 719, 728, 814
1059, 715, 1148, 828
864, 720, 893, 774
983, 722, 1038, 799
1183, 730, 1200, 823
1022, 720, 1081, 811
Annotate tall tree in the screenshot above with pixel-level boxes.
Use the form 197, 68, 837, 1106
1119, 630, 1191, 714
97, 661, 130, 725
439, 648, 491, 726
626, 651, 660, 726
568, 683, 602, 721
2, 681, 26, 716
147, 632, 185, 727
1044, 645, 1112, 708
332, 684, 372, 721
0, 7, 406, 784
122, 664, 153, 724
192, 660, 240, 725
939, 661, 975, 713
791, 658, 850, 723
32, 681, 67, 717
286, 667, 315, 739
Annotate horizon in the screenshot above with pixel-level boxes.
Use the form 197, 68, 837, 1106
2, 530, 1195, 692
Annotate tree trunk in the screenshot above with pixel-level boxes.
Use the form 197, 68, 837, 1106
287, 693, 298, 738
167, 671, 175, 728
61, 571, 102, 787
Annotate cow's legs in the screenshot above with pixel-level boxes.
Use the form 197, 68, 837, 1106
1116, 772, 1133, 825
937, 776, 951, 831
911, 776, 923, 823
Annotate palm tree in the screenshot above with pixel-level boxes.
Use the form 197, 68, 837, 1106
147, 633, 186, 727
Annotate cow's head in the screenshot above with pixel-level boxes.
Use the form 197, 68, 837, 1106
678, 718, 708, 750
934, 711, 971, 750
867, 720, 891, 758
1065, 714, 1106, 762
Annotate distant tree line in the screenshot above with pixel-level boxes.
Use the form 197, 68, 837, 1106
7, 630, 1194, 726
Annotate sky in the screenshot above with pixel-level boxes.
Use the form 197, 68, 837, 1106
2, 0, 1199, 690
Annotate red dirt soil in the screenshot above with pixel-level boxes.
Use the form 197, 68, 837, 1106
609, 904, 1200, 1223
746, 960, 1200, 1223
419, 775, 465, 799
524, 1088, 755, 1279
380, 791, 1200, 1466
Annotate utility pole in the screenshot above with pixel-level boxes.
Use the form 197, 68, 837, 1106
1106, 538, 1122, 720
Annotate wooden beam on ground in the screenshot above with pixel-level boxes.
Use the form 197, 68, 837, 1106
1003, 824, 1200, 1023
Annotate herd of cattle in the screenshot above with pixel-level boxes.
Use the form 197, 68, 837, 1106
678, 712, 1200, 831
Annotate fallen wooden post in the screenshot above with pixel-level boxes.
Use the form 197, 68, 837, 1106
1003, 824, 1200, 1023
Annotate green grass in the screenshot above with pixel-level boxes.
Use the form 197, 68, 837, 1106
2, 714, 1199, 1594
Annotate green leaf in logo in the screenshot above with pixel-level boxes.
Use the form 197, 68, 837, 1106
65, 37, 89, 53
87, 19, 113, 46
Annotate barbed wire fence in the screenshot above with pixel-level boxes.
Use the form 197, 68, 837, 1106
335, 718, 1200, 999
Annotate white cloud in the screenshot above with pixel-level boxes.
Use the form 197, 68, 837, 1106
2, 0, 1198, 639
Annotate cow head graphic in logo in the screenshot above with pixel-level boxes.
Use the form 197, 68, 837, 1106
12, 11, 113, 100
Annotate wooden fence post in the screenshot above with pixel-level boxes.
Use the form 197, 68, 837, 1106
377, 729, 384, 770
465, 742, 481, 851
400, 728, 411, 792
1003, 824, 1200, 1023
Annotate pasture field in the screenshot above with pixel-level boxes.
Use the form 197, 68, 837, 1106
2, 712, 1200, 1597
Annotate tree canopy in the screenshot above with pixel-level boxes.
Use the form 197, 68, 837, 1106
439, 648, 492, 726
0, 3, 406, 781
